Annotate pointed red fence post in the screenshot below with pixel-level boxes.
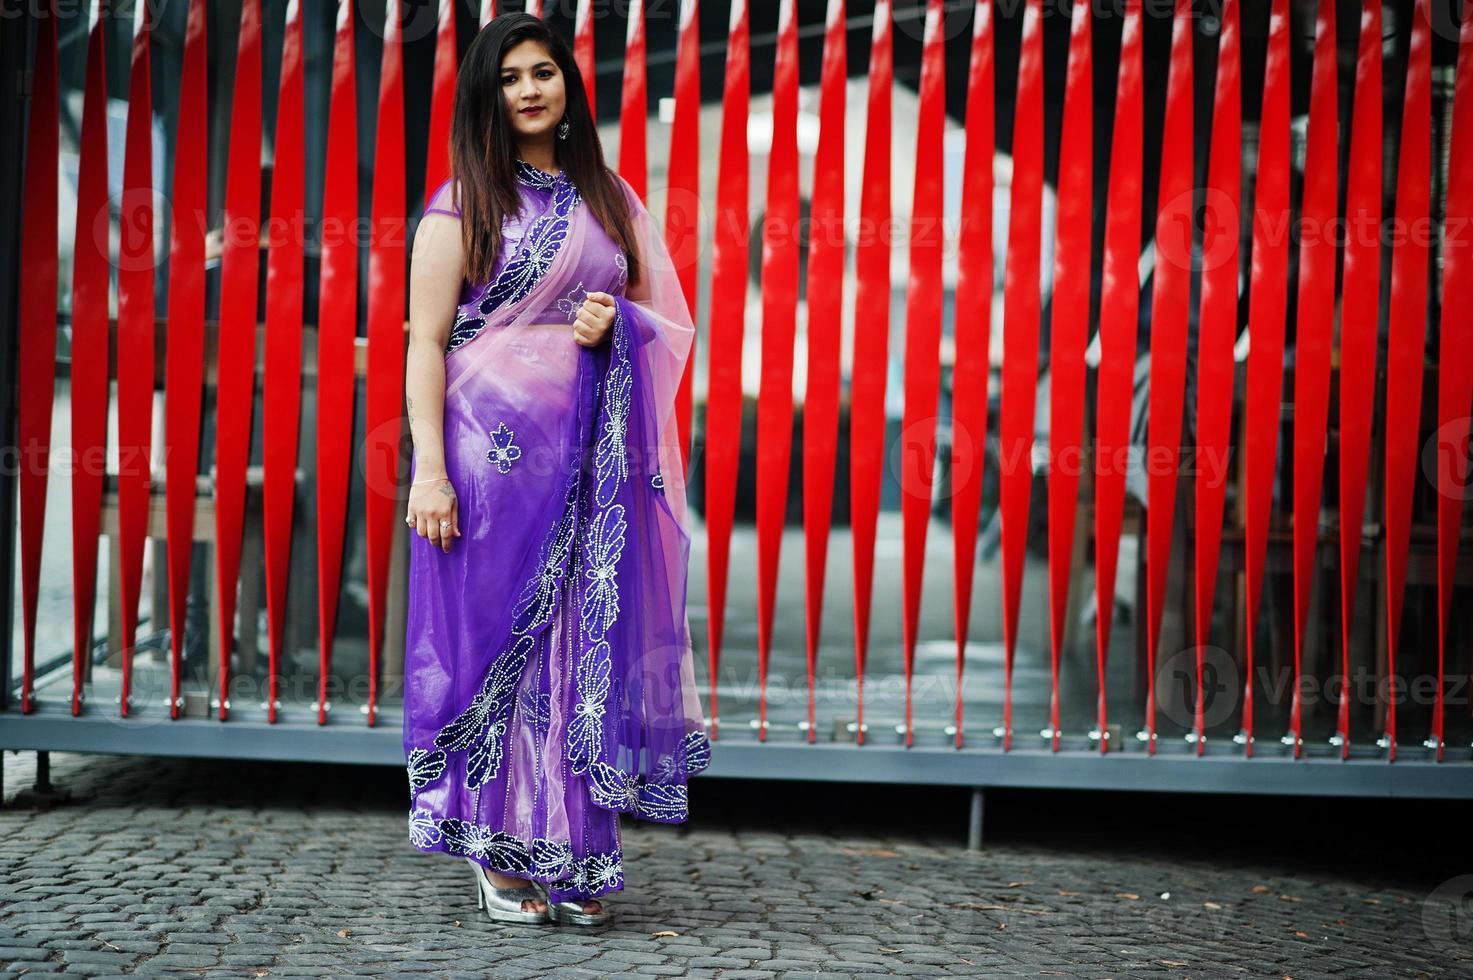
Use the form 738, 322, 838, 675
1334, 0, 1383, 760
262, 0, 308, 724
214, 0, 265, 721
575, 0, 596, 117
316, 0, 360, 726
1044, 0, 1091, 754
70, 0, 113, 717
666, 0, 701, 471
365, 0, 408, 728
949, 0, 993, 751
117, 0, 157, 718
1140, 0, 1193, 755
702, 0, 751, 742
1092, 0, 1144, 756
1191, 0, 1241, 755
17, 11, 59, 715
1239, 0, 1292, 757
1431, 0, 1473, 763
898, 0, 946, 750
163, 0, 210, 721
754, 0, 801, 742
1287, 0, 1339, 759
1381, 0, 1434, 763
997, 0, 1043, 752
849, 0, 892, 747
800, 0, 846, 744
425, 0, 458, 200
619, 0, 649, 202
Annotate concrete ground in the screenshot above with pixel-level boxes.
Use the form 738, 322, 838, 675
1, 749, 1468, 979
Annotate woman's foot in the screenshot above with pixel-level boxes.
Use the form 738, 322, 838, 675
484, 869, 548, 914
526, 880, 604, 918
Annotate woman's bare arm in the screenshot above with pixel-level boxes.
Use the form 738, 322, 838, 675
627, 269, 650, 304
406, 213, 463, 480
626, 241, 652, 307
404, 211, 464, 551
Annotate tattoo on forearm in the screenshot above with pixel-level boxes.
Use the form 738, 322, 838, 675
406, 392, 448, 476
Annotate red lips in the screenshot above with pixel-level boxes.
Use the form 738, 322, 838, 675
520, 106, 545, 115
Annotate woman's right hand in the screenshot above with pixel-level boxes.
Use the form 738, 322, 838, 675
406, 477, 461, 553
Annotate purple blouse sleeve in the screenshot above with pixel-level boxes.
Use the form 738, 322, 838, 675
424, 177, 460, 218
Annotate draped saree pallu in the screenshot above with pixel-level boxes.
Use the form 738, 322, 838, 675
403, 160, 711, 907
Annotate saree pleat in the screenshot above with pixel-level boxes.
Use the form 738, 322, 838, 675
404, 161, 708, 905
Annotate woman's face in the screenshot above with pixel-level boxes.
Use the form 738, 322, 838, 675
500, 39, 567, 144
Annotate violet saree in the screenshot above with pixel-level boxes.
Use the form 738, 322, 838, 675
403, 159, 710, 906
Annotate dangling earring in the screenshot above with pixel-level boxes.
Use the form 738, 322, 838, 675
557, 117, 570, 141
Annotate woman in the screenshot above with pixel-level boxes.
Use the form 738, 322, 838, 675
401, 13, 710, 927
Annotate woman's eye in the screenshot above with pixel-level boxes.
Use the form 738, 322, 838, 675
501, 76, 516, 86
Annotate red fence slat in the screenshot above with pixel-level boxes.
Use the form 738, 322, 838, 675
1335, 0, 1383, 758
263, 0, 307, 723
619, 0, 649, 202
849, 0, 892, 746
949, 0, 993, 750
1382, 0, 1434, 762
214, 0, 265, 721
575, 0, 596, 119
117, 0, 157, 717
997, 0, 1043, 751
1191, 0, 1240, 753
365, 0, 407, 727
70, 0, 112, 717
1433, 0, 1473, 762
800, 0, 846, 742
163, 0, 210, 720
17, 11, 59, 714
666, 0, 701, 469
1092, 0, 1143, 755
1044, 0, 1091, 752
1287, 0, 1338, 757
754, 0, 800, 741
425, 0, 457, 201
1240, 0, 1291, 757
1141, 0, 1193, 754
316, 0, 359, 726
899, 0, 945, 748
702, 0, 751, 740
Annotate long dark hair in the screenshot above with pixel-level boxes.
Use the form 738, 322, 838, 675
449, 14, 641, 288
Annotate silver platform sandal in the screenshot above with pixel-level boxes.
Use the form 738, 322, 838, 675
466, 857, 549, 924
529, 880, 612, 926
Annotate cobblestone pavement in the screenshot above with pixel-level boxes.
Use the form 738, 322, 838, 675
0, 750, 1468, 979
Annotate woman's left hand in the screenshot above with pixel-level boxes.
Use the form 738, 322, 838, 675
573, 291, 617, 347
